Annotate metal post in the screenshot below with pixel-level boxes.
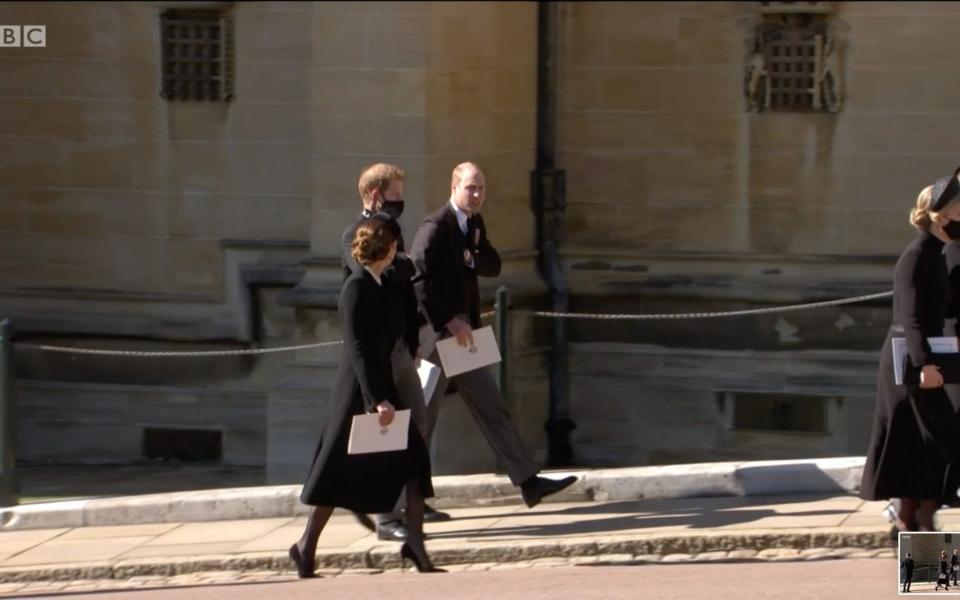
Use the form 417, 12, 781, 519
532, 1, 575, 467
495, 286, 510, 397
0, 320, 18, 506
541, 242, 575, 467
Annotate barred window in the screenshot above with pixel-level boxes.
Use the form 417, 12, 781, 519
764, 30, 818, 111
160, 9, 234, 102
746, 3, 843, 113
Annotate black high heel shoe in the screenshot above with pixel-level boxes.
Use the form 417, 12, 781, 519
400, 542, 447, 573
289, 543, 317, 579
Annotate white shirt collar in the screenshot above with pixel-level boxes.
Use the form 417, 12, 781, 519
450, 198, 469, 234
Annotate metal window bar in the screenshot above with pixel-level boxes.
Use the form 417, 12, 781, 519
763, 30, 820, 111
160, 10, 233, 102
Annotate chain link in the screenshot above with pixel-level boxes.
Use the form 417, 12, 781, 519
517, 291, 893, 320
13, 292, 891, 357
17, 340, 343, 358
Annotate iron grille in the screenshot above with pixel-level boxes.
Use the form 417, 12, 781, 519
160, 9, 234, 102
764, 31, 818, 111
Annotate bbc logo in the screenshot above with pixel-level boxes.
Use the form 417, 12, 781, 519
0, 25, 46, 48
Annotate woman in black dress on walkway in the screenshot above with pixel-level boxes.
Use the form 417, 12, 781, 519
289, 217, 442, 577
861, 175, 960, 534
938, 550, 952, 591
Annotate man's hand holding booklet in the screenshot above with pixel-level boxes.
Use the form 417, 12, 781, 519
435, 325, 502, 378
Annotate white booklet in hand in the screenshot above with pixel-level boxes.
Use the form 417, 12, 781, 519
891, 336, 959, 385
347, 409, 410, 455
417, 359, 442, 406
435, 325, 502, 378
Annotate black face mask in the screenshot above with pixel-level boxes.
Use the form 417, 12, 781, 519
944, 219, 960, 240
381, 200, 405, 219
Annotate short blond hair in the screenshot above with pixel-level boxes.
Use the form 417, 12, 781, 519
913, 176, 960, 230
358, 163, 405, 203
910, 185, 935, 231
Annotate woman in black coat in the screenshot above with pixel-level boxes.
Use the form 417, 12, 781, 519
938, 550, 952, 591
861, 176, 960, 535
289, 217, 441, 578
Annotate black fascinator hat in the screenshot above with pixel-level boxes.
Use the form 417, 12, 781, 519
931, 165, 960, 211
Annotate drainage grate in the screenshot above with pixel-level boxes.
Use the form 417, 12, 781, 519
722, 391, 830, 434
142, 427, 223, 462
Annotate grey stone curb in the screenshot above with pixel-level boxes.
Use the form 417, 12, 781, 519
0, 457, 866, 531
0, 527, 893, 583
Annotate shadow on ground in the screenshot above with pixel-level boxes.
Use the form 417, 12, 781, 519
428, 494, 857, 540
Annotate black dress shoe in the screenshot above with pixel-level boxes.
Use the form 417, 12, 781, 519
352, 511, 376, 533
423, 504, 452, 522
520, 475, 578, 508
377, 519, 408, 541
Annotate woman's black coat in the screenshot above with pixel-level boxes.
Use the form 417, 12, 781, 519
299, 269, 433, 512
861, 232, 960, 503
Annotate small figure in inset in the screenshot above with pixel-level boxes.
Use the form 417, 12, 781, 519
901, 551, 914, 592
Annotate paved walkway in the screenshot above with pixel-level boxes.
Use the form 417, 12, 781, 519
0, 492, 936, 596
1, 561, 899, 599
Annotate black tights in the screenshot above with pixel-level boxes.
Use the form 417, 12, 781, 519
296, 478, 430, 568
897, 497, 940, 532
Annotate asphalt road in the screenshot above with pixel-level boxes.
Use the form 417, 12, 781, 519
29, 558, 899, 600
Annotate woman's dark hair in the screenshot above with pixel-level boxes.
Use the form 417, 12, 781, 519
351, 216, 398, 266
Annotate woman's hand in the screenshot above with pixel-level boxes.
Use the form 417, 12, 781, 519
376, 401, 396, 426
920, 364, 944, 389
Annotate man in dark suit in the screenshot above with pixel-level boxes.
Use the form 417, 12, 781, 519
952, 548, 959, 585
341, 163, 451, 542
409, 162, 577, 508
901, 552, 914, 592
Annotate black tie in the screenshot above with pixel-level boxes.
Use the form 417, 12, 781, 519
465, 217, 476, 247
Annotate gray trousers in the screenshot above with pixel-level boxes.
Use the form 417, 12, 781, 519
376, 322, 540, 525
419, 319, 539, 487
376, 340, 428, 525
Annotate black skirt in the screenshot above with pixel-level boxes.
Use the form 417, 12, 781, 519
299, 358, 434, 514
860, 330, 950, 501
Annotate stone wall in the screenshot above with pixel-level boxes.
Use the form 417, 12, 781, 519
265, 1, 540, 482
901, 533, 957, 573
556, 1, 960, 262
0, 2, 311, 301
1, 1, 956, 473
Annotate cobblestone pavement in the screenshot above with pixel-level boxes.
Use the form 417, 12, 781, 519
0, 546, 896, 597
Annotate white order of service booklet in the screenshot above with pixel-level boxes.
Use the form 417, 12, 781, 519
417, 359, 442, 406
347, 409, 411, 455
435, 325, 502, 378
891, 336, 958, 385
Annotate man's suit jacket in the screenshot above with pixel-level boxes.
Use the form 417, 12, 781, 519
341, 211, 419, 357
409, 203, 501, 332
902, 558, 914, 575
